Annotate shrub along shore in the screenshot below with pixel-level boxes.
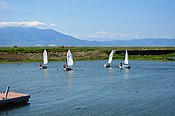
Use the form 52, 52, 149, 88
0, 46, 175, 63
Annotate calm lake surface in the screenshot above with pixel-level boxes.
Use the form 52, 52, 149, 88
0, 60, 175, 116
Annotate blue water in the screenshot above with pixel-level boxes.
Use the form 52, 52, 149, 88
0, 60, 175, 116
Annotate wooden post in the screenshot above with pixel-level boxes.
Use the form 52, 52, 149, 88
4, 86, 10, 99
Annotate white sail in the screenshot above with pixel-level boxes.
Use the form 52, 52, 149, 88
124, 50, 128, 65
43, 49, 48, 65
67, 50, 73, 67
108, 50, 115, 64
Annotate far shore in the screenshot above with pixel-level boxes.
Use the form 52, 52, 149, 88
0, 46, 175, 63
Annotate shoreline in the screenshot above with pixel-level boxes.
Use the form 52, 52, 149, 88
0, 59, 174, 64
0, 46, 175, 63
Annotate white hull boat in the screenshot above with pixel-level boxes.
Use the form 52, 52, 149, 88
41, 49, 48, 69
119, 50, 131, 69
104, 50, 116, 68
64, 50, 73, 71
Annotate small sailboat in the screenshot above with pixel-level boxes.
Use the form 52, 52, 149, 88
119, 50, 131, 69
64, 49, 73, 71
104, 50, 116, 67
41, 49, 48, 69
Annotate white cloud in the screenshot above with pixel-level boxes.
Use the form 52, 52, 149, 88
74, 31, 129, 41
49, 44, 56, 47
89, 31, 128, 38
75, 31, 128, 39
0, 21, 56, 28
75, 32, 172, 41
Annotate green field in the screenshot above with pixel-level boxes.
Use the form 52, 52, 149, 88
0, 46, 175, 52
0, 46, 175, 62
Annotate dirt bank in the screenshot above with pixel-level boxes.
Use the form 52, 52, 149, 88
0, 50, 107, 62
0, 47, 175, 62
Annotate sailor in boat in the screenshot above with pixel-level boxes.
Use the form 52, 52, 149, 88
63, 64, 72, 71
41, 49, 48, 69
105, 63, 111, 67
119, 50, 131, 69
64, 49, 73, 71
104, 50, 116, 68
40, 63, 43, 69
119, 62, 122, 69
40, 63, 48, 69
63, 64, 68, 68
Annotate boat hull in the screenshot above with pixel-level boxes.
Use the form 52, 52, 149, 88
42, 65, 47, 69
104, 64, 111, 68
64, 67, 72, 71
118, 64, 131, 69
124, 65, 131, 69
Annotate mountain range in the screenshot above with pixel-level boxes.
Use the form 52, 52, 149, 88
0, 27, 175, 46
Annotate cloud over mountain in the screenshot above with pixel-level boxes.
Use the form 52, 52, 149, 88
75, 31, 129, 41
0, 21, 56, 28
90, 31, 128, 38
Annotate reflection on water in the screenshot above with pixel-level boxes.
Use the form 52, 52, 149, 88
124, 68, 129, 79
0, 103, 30, 115
64, 70, 73, 91
42, 69, 48, 78
107, 67, 114, 77
66, 70, 73, 79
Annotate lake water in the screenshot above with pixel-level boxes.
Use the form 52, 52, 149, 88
0, 60, 175, 116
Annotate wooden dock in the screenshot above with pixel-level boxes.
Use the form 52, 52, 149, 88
0, 92, 30, 108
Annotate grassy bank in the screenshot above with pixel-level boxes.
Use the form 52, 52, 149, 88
0, 46, 175, 63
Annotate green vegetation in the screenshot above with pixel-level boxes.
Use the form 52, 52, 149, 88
128, 53, 175, 61
0, 46, 175, 63
0, 46, 175, 53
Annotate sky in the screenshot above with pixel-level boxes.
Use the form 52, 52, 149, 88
0, 0, 175, 41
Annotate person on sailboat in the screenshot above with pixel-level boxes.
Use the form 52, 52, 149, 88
120, 62, 122, 67
40, 62, 43, 69
120, 62, 122, 66
63, 64, 68, 68
104, 50, 116, 68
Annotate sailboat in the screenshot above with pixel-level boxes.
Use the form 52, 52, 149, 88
64, 49, 73, 71
104, 50, 116, 67
41, 49, 48, 69
119, 50, 131, 69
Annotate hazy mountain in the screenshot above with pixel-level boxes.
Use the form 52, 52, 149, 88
105, 38, 175, 46
0, 27, 105, 46
0, 27, 174, 46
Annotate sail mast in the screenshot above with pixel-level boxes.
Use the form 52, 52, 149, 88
43, 49, 48, 65
67, 50, 73, 67
124, 50, 128, 65
108, 50, 115, 64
